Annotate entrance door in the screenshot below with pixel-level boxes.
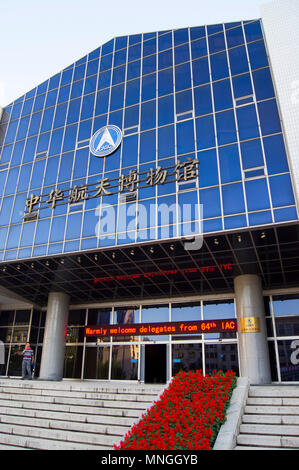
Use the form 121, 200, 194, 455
144, 344, 166, 384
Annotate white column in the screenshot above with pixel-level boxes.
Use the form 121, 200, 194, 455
234, 275, 271, 384
39, 292, 70, 381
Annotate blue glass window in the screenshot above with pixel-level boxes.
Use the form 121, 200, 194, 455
121, 134, 138, 167
5, 167, 19, 195
33, 94, 46, 112
174, 44, 190, 65
128, 43, 141, 62
244, 21, 263, 42
22, 99, 34, 116
124, 105, 139, 128
81, 93, 95, 120
240, 139, 264, 169
70, 80, 83, 99
274, 207, 297, 222
40, 107, 55, 133
177, 119, 195, 155
198, 149, 219, 188
245, 178, 270, 211
213, 79, 233, 111
4, 120, 18, 144
110, 84, 125, 111
112, 65, 126, 85
175, 63, 191, 91
45, 89, 58, 107
219, 144, 242, 183
17, 164, 32, 192
222, 183, 245, 215
49, 128, 64, 156
35, 219, 50, 244
176, 89, 193, 114
252, 68, 274, 100
229, 46, 249, 75
0, 196, 14, 225
127, 60, 141, 80
126, 78, 140, 106
248, 41, 268, 69
190, 26, 205, 40
11, 140, 25, 165
141, 100, 156, 130
28, 112, 42, 137
20, 222, 35, 247
50, 216, 66, 242
174, 28, 188, 46
208, 32, 225, 53
63, 124, 78, 152
140, 130, 156, 163
44, 157, 59, 186
143, 37, 156, 57
192, 58, 210, 86
53, 103, 67, 128
61, 68, 73, 85
84, 75, 97, 94
258, 100, 281, 135
142, 54, 156, 75
114, 48, 127, 67
249, 210, 272, 226
23, 136, 37, 163
30, 160, 46, 189
158, 125, 175, 159
191, 38, 207, 59
11, 102, 22, 120
158, 50, 173, 69
210, 52, 229, 80
73, 148, 88, 179
37, 132, 50, 154
158, 32, 172, 52
232, 73, 253, 98
17, 116, 30, 140
237, 105, 259, 140
58, 152, 74, 182
194, 85, 212, 116
270, 174, 295, 207
0, 170, 7, 196
200, 187, 221, 218
158, 95, 174, 126
58, 85, 70, 104
98, 70, 111, 90
158, 68, 173, 96
48, 73, 60, 90
67, 98, 81, 124
226, 26, 244, 48
196, 115, 215, 150
263, 134, 289, 175
0, 227, 8, 250
6, 225, 21, 249
100, 53, 113, 72
66, 213, 82, 240
86, 59, 99, 77
95, 89, 109, 115
142, 74, 156, 102
215, 110, 237, 145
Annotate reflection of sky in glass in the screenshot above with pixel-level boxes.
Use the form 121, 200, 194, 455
203, 301, 235, 319
171, 303, 201, 321
273, 298, 299, 317
141, 305, 169, 340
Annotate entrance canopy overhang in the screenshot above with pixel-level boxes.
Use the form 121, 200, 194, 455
0, 222, 298, 307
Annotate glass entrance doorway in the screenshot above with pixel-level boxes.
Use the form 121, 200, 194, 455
144, 344, 167, 383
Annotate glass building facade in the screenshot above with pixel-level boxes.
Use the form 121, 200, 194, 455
0, 17, 299, 384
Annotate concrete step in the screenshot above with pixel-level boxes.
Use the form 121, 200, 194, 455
244, 405, 299, 416
0, 421, 117, 449
0, 391, 153, 409
0, 397, 143, 418
0, 404, 137, 427
247, 397, 299, 406
0, 379, 165, 450
0, 385, 156, 402
242, 414, 299, 425
240, 423, 299, 436
237, 433, 299, 448
249, 386, 299, 398
0, 432, 112, 450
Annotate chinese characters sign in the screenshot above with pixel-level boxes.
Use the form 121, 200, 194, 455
24, 158, 199, 215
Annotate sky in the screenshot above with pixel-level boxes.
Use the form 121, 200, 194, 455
0, 0, 270, 106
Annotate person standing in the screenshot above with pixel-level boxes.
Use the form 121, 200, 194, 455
21, 343, 34, 380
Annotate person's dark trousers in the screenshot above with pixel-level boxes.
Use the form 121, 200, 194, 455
22, 359, 32, 379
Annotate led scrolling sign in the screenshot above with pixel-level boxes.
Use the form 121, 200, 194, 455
24, 157, 199, 216
85, 319, 238, 338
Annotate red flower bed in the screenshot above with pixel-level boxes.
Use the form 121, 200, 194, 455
114, 369, 236, 450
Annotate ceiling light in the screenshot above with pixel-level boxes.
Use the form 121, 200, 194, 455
261, 232, 266, 239
237, 235, 242, 243
149, 247, 154, 254
111, 252, 116, 259
130, 249, 134, 256
214, 238, 219, 245
170, 244, 175, 251
94, 254, 98, 261
60, 259, 64, 264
